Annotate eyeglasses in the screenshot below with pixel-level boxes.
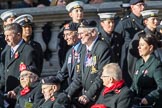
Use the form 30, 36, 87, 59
19, 73, 32, 79
63, 31, 74, 38
135, 3, 146, 7
101, 75, 110, 78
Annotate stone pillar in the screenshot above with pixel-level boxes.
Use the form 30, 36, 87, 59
33, 22, 47, 52
48, 22, 62, 73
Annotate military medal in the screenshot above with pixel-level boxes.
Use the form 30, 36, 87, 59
77, 54, 80, 63
91, 65, 97, 73
135, 70, 138, 75
68, 55, 72, 64
91, 56, 97, 73
143, 70, 148, 76
74, 52, 78, 59
76, 64, 80, 73
92, 56, 97, 65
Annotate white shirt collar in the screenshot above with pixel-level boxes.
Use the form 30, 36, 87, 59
86, 36, 98, 51
11, 39, 23, 53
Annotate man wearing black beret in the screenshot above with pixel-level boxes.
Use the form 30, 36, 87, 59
8, 63, 43, 108
65, 21, 113, 107
58, 1, 86, 67
56, 22, 85, 88
37, 76, 70, 108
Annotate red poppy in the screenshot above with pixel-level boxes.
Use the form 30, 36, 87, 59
114, 89, 121, 94
19, 62, 27, 72
14, 51, 19, 59
50, 97, 55, 101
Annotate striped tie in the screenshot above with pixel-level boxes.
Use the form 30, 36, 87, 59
11, 48, 14, 58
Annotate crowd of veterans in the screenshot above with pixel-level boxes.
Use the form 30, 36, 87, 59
0, 0, 162, 108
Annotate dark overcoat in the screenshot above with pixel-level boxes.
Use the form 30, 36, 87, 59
131, 54, 162, 108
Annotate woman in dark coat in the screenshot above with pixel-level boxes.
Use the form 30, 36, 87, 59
130, 32, 162, 108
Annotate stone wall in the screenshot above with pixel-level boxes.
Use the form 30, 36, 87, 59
0, 1, 162, 76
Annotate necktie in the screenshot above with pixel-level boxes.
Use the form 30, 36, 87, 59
85, 50, 91, 66
86, 50, 91, 58
11, 48, 14, 58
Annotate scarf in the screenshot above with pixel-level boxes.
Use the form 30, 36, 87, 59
102, 80, 125, 96
91, 104, 107, 108
20, 86, 30, 96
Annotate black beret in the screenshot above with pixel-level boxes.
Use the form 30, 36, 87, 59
120, 0, 130, 8
130, 0, 144, 5
41, 76, 60, 85
79, 20, 97, 28
19, 63, 39, 76
64, 23, 78, 31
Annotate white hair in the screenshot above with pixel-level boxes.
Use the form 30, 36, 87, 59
103, 63, 122, 81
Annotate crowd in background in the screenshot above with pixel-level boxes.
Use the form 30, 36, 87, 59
0, 0, 159, 9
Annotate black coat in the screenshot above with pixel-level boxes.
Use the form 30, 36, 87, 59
94, 85, 133, 108
66, 38, 112, 101
130, 54, 162, 108
114, 12, 144, 86
0, 92, 4, 108
57, 43, 85, 85
99, 25, 123, 63
37, 92, 70, 108
0, 40, 37, 92
0, 34, 6, 61
128, 27, 162, 79
15, 81, 43, 108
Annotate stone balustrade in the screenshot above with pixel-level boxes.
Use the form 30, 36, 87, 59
0, 1, 162, 76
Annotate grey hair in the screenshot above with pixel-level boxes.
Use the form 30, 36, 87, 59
87, 27, 98, 33
3, 23, 22, 35
103, 63, 122, 81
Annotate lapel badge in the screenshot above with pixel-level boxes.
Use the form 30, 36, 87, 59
77, 54, 80, 63
135, 70, 138, 75
68, 55, 72, 64
14, 51, 19, 59
50, 96, 55, 101
91, 65, 97, 74
114, 89, 121, 94
74, 52, 79, 59
143, 70, 148, 76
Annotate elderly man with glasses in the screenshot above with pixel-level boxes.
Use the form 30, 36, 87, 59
8, 63, 43, 108
91, 63, 133, 108
37, 76, 70, 108
65, 21, 113, 107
